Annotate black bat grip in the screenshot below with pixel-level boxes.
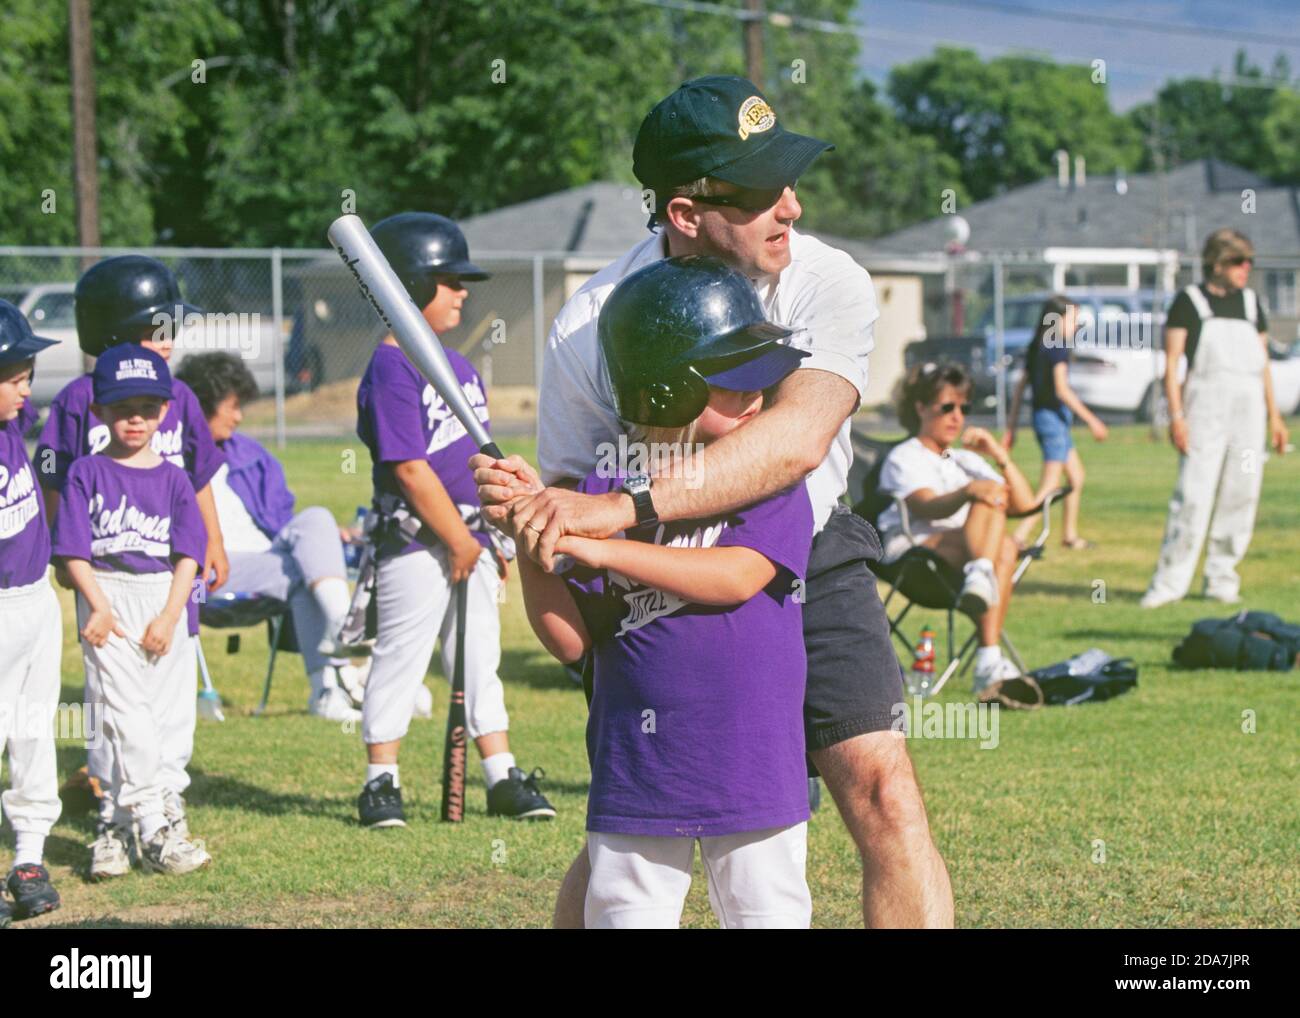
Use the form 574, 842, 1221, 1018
480, 441, 505, 460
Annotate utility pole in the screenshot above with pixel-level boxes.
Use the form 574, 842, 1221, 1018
744, 0, 764, 88
68, 0, 100, 266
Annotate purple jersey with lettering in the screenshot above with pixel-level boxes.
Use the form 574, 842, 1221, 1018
566, 473, 813, 838
36, 373, 224, 493
0, 403, 51, 587
356, 343, 491, 557
52, 455, 206, 575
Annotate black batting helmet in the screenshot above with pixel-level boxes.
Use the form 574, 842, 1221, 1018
74, 255, 202, 357
370, 212, 489, 310
598, 255, 802, 428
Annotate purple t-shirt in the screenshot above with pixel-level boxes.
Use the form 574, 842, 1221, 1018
52, 455, 207, 575
36, 373, 225, 493
356, 343, 491, 557
567, 473, 813, 838
0, 403, 52, 587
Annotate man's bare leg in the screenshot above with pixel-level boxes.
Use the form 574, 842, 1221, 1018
553, 844, 590, 929
811, 730, 954, 928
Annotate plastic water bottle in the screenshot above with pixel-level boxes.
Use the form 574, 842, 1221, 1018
908, 626, 936, 696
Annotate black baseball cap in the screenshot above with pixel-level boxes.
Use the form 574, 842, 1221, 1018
633, 75, 833, 194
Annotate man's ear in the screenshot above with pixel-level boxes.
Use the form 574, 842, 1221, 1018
662, 196, 702, 238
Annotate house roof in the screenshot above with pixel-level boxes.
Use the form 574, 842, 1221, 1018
873, 158, 1300, 259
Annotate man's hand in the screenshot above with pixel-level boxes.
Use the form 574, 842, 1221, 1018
509, 487, 632, 572
471, 453, 544, 530
205, 541, 229, 592
965, 479, 1008, 509
1270, 413, 1289, 455
1170, 417, 1190, 455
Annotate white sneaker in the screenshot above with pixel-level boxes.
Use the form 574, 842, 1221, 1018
413, 683, 434, 720
163, 790, 190, 840
334, 662, 368, 708
309, 686, 362, 723
973, 654, 1020, 696
1204, 586, 1241, 605
140, 825, 211, 876
1140, 588, 1181, 609
959, 560, 998, 616
88, 823, 135, 881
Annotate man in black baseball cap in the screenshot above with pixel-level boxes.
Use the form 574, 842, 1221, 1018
478, 74, 955, 930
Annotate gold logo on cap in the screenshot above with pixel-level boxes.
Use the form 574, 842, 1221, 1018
737, 96, 776, 140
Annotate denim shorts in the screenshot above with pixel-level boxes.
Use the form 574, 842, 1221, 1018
1032, 406, 1074, 463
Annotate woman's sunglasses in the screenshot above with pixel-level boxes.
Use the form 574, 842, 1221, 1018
690, 184, 793, 214
935, 401, 972, 415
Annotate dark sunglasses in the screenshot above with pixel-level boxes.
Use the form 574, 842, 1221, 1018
936, 401, 972, 415
690, 184, 794, 214
1225, 256, 1253, 267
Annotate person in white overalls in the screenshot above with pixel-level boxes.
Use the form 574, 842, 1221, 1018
1142, 228, 1290, 608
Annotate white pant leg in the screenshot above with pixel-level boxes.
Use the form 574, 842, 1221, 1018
1147, 380, 1229, 599
361, 551, 451, 745
585, 832, 696, 929
78, 574, 180, 823
1203, 382, 1268, 597
437, 549, 509, 740
0, 580, 63, 837
699, 823, 811, 929
157, 637, 197, 795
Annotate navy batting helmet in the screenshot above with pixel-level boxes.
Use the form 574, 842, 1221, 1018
0, 299, 59, 368
371, 212, 489, 310
74, 255, 202, 357
598, 255, 803, 428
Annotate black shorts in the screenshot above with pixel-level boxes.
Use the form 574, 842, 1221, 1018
802, 504, 904, 757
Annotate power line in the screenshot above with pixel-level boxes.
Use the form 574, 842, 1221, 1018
897, 0, 1300, 50
629, 0, 1296, 92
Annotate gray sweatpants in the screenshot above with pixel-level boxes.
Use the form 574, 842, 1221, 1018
225, 505, 348, 675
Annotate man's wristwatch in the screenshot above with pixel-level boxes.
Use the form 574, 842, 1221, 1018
621, 473, 658, 530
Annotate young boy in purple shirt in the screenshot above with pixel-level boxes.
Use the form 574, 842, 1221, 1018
38, 255, 227, 871
517, 256, 814, 928
52, 345, 212, 878
0, 301, 64, 923
352, 211, 554, 827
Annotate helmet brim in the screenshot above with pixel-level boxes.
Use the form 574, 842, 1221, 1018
0, 332, 59, 364
119, 301, 206, 339
693, 319, 792, 361
433, 261, 491, 282
701, 343, 808, 391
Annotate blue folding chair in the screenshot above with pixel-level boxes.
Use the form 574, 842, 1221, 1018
199, 592, 297, 716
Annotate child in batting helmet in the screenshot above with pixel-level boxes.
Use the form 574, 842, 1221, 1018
517, 256, 817, 928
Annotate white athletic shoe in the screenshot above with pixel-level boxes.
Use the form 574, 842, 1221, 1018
140, 826, 211, 876
1204, 586, 1241, 605
163, 790, 190, 840
309, 686, 362, 723
972, 654, 1021, 697
412, 683, 434, 720
88, 823, 135, 881
958, 560, 998, 616
1140, 588, 1181, 609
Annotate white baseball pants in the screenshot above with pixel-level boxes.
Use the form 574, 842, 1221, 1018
0, 578, 63, 838
361, 546, 508, 745
585, 823, 812, 929
78, 571, 195, 824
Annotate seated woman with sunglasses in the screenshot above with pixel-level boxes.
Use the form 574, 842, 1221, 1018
877, 362, 1037, 692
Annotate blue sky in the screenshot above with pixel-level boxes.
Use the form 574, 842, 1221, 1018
854, 0, 1300, 110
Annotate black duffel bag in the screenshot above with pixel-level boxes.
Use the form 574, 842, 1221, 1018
1028, 650, 1138, 706
1172, 611, 1300, 672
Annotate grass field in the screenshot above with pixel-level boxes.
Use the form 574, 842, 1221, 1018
7, 422, 1298, 928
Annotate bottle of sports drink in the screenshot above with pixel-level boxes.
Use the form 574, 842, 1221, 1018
908, 626, 936, 696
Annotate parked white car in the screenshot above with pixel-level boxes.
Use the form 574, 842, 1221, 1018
1, 282, 283, 408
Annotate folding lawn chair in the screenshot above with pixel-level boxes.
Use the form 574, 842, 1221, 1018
847, 430, 1068, 697
199, 592, 297, 715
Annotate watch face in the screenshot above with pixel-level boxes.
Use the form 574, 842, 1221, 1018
624, 474, 651, 494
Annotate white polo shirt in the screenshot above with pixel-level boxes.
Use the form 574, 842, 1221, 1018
876, 437, 1001, 540
536, 227, 878, 532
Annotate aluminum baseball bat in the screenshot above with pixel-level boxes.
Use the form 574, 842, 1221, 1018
327, 213, 503, 460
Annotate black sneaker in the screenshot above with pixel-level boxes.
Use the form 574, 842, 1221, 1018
487, 767, 557, 820
358, 773, 406, 828
6, 863, 61, 920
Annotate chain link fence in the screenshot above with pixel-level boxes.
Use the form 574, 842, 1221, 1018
4, 245, 1298, 443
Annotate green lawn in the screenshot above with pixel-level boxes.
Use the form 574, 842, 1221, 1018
7, 424, 1298, 928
